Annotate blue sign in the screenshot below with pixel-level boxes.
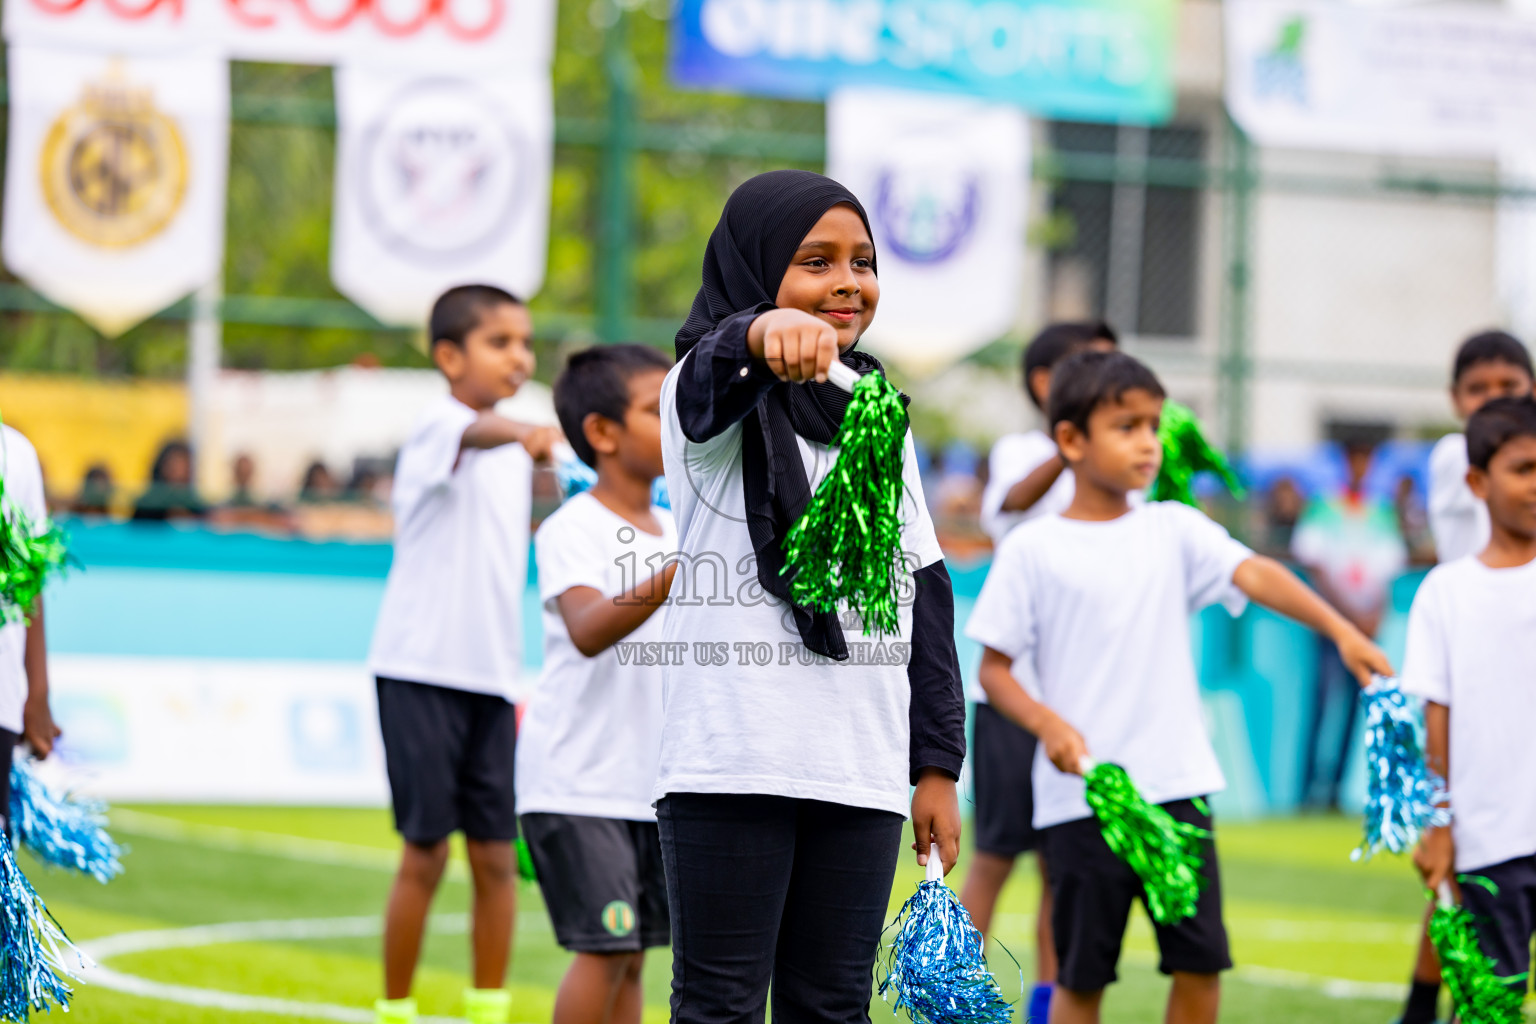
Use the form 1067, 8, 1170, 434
670, 0, 1178, 123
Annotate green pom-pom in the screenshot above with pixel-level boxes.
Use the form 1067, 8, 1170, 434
782, 371, 909, 638
1430, 878, 1526, 1024
0, 483, 69, 625
1083, 763, 1210, 925
514, 837, 536, 883
1152, 401, 1245, 507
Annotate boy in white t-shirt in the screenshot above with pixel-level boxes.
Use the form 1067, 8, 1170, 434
516, 345, 678, 1024
367, 285, 559, 1024
965, 351, 1391, 1024
0, 426, 61, 825
1407, 397, 1536, 996
967, 320, 1117, 1022
1398, 331, 1530, 1024
1426, 331, 1532, 564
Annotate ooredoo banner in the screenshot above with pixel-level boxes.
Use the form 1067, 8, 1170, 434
4, 0, 553, 69
329, 65, 553, 326
2, 45, 229, 336
827, 87, 1028, 368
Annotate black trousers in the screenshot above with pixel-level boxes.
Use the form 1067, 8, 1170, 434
656, 793, 904, 1024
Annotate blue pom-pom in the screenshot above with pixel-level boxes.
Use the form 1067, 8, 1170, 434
1356, 678, 1449, 861
878, 862, 1014, 1024
10, 759, 123, 883
0, 831, 90, 1018
556, 452, 670, 509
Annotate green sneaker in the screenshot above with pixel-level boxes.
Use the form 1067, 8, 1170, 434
464, 987, 512, 1024
374, 997, 417, 1024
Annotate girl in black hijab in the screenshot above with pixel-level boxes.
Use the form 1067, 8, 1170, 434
653, 170, 966, 1021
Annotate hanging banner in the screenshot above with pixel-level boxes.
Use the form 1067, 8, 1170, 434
827, 87, 1027, 369
1225, 0, 1536, 157
4, 0, 553, 70
2, 46, 229, 336
330, 65, 553, 325
671, 0, 1176, 123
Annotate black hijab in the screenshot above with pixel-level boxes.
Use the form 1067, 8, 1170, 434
676, 170, 898, 661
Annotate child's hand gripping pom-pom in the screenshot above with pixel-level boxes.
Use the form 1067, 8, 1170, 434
1151, 400, 1245, 508
0, 831, 91, 1019
1354, 678, 1449, 861
10, 757, 123, 884
878, 844, 1015, 1024
1082, 759, 1210, 926
1429, 879, 1525, 1024
782, 362, 909, 638
0, 476, 69, 626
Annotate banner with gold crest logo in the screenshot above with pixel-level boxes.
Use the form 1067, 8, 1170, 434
2, 46, 228, 336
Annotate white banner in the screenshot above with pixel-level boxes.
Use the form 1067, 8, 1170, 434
1225, 0, 1536, 157
4, 0, 552, 71
827, 87, 1028, 370
1498, 146, 1536, 345
50, 656, 390, 804
2, 46, 228, 336
330, 65, 552, 325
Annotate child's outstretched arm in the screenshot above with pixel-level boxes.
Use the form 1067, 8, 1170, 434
998, 454, 1067, 516
461, 412, 561, 462
1231, 556, 1396, 684
554, 562, 679, 658
1413, 701, 1454, 891
978, 647, 1089, 775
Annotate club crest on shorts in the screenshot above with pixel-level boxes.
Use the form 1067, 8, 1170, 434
356, 77, 528, 265
39, 66, 189, 249
600, 899, 636, 937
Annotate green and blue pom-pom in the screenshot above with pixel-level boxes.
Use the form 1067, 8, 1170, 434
1083, 760, 1210, 926
554, 450, 669, 509
0, 831, 89, 1019
0, 487, 69, 626
1430, 878, 1525, 1024
1354, 679, 1449, 861
878, 845, 1014, 1024
1152, 400, 1244, 507
10, 758, 123, 884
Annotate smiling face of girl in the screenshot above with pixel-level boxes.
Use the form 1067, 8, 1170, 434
774, 203, 880, 352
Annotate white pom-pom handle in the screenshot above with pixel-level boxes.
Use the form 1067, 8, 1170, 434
1437, 881, 1455, 910
826, 360, 861, 394
925, 842, 943, 882
1078, 755, 1098, 775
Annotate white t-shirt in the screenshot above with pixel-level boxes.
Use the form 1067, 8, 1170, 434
368, 395, 532, 700
965, 503, 1252, 829
979, 430, 1074, 547
655, 357, 945, 818
1398, 555, 1536, 872
0, 428, 45, 734
515, 493, 676, 821
1427, 433, 1488, 564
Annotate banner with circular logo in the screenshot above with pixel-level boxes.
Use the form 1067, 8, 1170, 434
329, 65, 552, 326
2, 46, 229, 336
827, 87, 1029, 370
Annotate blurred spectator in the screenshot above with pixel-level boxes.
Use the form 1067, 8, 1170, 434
1393, 473, 1436, 566
1290, 438, 1407, 809
344, 457, 392, 507
72, 463, 114, 516
1260, 475, 1305, 556
132, 441, 207, 522
209, 453, 295, 534
298, 461, 341, 504
227, 454, 260, 509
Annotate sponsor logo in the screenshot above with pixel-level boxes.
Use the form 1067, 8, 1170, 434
40, 66, 188, 248
600, 899, 636, 937
1253, 16, 1307, 105
355, 76, 527, 265
873, 166, 978, 265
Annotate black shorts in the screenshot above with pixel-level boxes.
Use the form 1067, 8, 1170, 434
971, 703, 1039, 857
1459, 851, 1536, 985
520, 813, 670, 953
376, 677, 518, 845
1040, 797, 1230, 992
0, 728, 17, 833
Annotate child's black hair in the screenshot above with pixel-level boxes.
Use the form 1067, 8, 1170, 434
1022, 320, 1119, 410
1466, 395, 1536, 471
1453, 330, 1533, 385
554, 344, 674, 468
429, 284, 524, 347
1048, 350, 1166, 435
